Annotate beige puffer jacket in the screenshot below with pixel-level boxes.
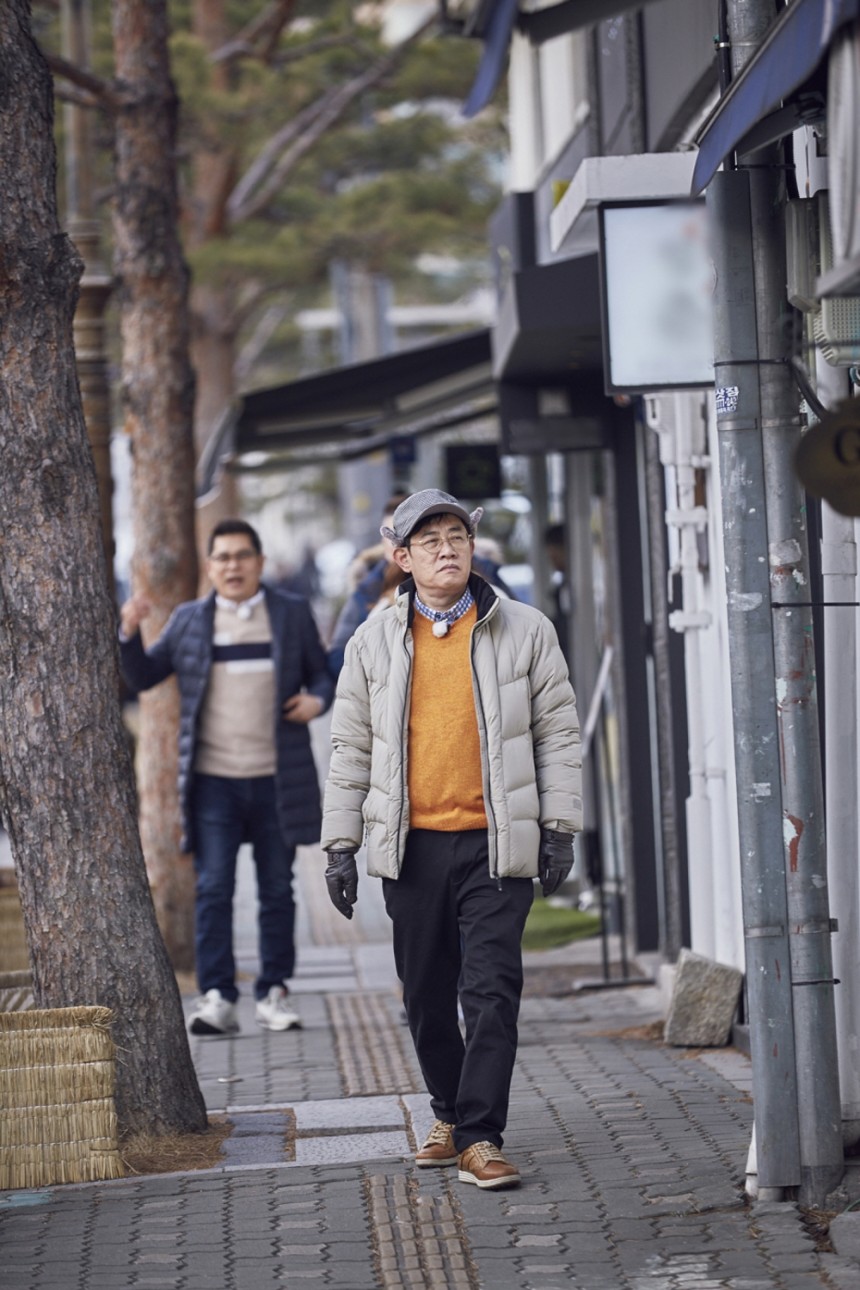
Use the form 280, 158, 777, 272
321, 575, 582, 880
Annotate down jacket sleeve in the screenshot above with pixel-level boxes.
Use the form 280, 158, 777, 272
119, 607, 186, 693
528, 616, 582, 833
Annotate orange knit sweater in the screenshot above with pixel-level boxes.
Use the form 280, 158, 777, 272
407, 604, 487, 831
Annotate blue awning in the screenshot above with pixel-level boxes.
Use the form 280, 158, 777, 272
461, 0, 519, 118
458, 0, 664, 119
692, 0, 860, 195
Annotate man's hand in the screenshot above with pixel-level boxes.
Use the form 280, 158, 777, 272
283, 693, 324, 724
119, 594, 152, 639
538, 829, 574, 898
325, 851, 358, 919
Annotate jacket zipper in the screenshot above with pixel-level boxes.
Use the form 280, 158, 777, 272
470, 606, 500, 884
396, 625, 413, 874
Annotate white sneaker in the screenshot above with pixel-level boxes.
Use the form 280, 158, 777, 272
255, 985, 302, 1031
188, 989, 239, 1036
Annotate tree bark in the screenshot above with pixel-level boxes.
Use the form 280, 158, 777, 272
188, 0, 242, 462
111, 0, 200, 970
0, 0, 206, 1136
190, 282, 240, 458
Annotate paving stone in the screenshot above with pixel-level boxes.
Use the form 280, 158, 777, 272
294, 1095, 403, 1130
3, 873, 859, 1290
512, 1233, 563, 1247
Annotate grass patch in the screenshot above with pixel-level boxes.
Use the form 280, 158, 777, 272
522, 898, 602, 951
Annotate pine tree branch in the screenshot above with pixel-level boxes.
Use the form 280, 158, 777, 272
211, 0, 297, 66
271, 33, 363, 67
227, 14, 436, 227
225, 88, 343, 223
44, 51, 119, 111
234, 302, 289, 382
258, 0, 299, 63
53, 82, 102, 111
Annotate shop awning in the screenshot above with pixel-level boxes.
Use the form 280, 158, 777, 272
461, 0, 519, 118
691, 0, 860, 195
197, 329, 496, 493
458, 0, 664, 119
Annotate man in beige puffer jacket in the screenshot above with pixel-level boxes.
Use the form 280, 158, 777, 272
322, 489, 582, 1190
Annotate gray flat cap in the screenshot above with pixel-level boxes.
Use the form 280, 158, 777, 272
381, 489, 483, 547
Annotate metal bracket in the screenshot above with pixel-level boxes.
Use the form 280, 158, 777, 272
668, 609, 712, 632
665, 506, 708, 529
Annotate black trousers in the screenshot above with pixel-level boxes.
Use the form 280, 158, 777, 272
382, 828, 534, 1151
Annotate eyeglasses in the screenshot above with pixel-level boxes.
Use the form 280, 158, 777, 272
410, 532, 470, 555
210, 549, 258, 565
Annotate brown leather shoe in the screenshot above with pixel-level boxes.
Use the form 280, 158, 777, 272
415, 1120, 457, 1167
458, 1141, 521, 1190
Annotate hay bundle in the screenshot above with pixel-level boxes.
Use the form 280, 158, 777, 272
0, 1006, 124, 1188
0, 887, 29, 972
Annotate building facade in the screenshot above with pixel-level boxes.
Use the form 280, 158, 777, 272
462, 0, 860, 1201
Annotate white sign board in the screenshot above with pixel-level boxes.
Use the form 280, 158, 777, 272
600, 202, 715, 392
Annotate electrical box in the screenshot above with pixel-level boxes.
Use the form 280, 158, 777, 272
786, 199, 820, 314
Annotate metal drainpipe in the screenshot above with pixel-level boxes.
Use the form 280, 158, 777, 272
658, 395, 715, 958
709, 163, 799, 1202
757, 174, 842, 1204
568, 454, 601, 919
715, 0, 844, 1208
815, 358, 859, 1148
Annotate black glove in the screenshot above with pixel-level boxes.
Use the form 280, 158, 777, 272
538, 829, 574, 897
325, 850, 359, 919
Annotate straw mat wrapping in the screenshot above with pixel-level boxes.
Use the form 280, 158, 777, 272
0, 1006, 124, 1188
0, 1058, 113, 1108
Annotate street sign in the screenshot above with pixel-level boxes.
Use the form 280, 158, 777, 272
389, 435, 417, 466
598, 200, 715, 393
445, 444, 501, 499
795, 399, 860, 516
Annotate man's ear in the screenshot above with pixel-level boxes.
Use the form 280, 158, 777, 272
392, 546, 412, 574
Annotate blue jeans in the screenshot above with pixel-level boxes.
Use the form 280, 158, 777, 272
190, 773, 297, 1003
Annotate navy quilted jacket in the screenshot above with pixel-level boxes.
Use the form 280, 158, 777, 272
120, 587, 334, 852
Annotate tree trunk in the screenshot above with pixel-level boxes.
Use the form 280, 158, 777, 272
190, 281, 240, 458
188, 0, 243, 522
0, 0, 206, 1136
185, 0, 245, 565
111, 0, 200, 970
136, 685, 197, 970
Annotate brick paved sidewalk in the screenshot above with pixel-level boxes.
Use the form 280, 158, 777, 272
2, 840, 860, 1289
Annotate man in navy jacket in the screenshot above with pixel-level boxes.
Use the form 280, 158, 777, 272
120, 519, 333, 1035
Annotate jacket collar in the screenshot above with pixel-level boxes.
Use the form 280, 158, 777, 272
203, 583, 285, 645
395, 571, 498, 626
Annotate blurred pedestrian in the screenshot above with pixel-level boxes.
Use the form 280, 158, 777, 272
119, 519, 333, 1036
544, 522, 570, 657
321, 489, 581, 1189
326, 493, 409, 676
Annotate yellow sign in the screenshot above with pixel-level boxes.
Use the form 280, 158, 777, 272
795, 400, 860, 517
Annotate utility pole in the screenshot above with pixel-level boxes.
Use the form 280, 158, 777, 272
708, 0, 843, 1205
62, 0, 114, 580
